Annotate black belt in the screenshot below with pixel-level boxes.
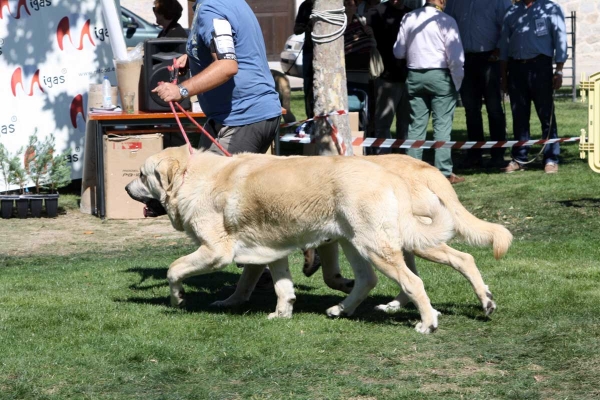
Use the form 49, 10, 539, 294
509, 54, 550, 64
465, 50, 494, 57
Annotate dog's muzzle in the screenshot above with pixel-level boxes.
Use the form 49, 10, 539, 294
143, 199, 167, 218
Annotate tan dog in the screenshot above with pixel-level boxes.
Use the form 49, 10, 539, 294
126, 146, 456, 333
223, 154, 512, 317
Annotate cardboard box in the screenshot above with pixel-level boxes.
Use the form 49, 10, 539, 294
103, 134, 163, 219
352, 131, 365, 156
349, 111, 360, 132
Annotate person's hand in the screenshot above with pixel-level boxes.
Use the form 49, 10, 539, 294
176, 54, 188, 76
152, 82, 182, 102
501, 76, 508, 95
488, 49, 500, 62
553, 73, 563, 90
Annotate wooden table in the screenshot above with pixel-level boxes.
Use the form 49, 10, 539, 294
88, 110, 208, 219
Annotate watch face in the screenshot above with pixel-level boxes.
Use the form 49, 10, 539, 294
179, 85, 189, 97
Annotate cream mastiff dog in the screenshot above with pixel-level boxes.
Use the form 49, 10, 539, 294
226, 154, 513, 317
126, 146, 455, 333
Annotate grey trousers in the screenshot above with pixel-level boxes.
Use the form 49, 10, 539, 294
372, 77, 409, 155
199, 116, 281, 155
406, 69, 457, 177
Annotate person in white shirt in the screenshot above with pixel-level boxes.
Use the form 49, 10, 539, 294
393, 0, 465, 184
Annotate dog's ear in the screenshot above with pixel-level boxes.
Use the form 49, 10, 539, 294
155, 158, 180, 192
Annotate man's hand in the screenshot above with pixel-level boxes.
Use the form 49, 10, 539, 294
177, 54, 189, 76
553, 73, 563, 90
152, 82, 182, 102
500, 61, 508, 95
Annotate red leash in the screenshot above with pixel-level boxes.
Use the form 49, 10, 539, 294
166, 59, 232, 157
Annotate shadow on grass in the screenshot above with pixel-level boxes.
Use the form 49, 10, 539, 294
120, 267, 488, 327
558, 198, 600, 208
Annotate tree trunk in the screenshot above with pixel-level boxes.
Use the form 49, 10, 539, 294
311, 0, 353, 156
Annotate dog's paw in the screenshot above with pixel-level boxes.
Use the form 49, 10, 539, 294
326, 304, 348, 318
170, 296, 186, 308
484, 300, 497, 316
374, 300, 402, 313
483, 285, 496, 316
414, 307, 440, 334
415, 322, 437, 334
267, 310, 293, 319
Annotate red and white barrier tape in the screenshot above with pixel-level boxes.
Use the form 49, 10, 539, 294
280, 110, 349, 128
279, 135, 581, 149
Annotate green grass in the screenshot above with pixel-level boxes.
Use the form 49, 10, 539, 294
1, 92, 599, 399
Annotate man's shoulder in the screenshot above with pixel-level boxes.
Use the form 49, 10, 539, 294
504, 2, 522, 17
541, 0, 564, 12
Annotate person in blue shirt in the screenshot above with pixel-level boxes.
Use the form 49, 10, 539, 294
498, 0, 567, 174
152, 0, 282, 155
446, 0, 511, 169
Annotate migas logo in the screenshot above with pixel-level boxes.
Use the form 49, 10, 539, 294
70, 94, 85, 129
57, 15, 95, 51
11, 67, 44, 96
0, 0, 51, 19
0, 0, 29, 19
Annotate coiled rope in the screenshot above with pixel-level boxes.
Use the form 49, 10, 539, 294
310, 8, 347, 44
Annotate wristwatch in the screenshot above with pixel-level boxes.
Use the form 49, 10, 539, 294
178, 84, 189, 99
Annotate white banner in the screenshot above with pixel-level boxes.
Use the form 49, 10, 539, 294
0, 0, 119, 189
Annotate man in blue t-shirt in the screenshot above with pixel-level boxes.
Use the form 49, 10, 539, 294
152, 0, 282, 154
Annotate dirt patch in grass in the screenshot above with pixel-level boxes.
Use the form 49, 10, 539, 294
0, 210, 190, 258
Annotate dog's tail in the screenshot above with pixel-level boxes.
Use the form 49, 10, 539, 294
422, 169, 513, 260
401, 186, 456, 252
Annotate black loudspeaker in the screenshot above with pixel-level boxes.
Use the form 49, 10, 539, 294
140, 38, 191, 112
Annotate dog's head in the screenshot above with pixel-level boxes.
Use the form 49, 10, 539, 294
125, 145, 190, 219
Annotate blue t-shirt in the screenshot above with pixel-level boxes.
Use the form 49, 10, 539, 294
187, 0, 281, 126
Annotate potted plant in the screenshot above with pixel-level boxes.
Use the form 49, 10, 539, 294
23, 132, 71, 218
45, 147, 72, 218
8, 148, 29, 218
0, 143, 20, 218
24, 132, 54, 217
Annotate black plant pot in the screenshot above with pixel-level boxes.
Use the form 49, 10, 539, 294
16, 197, 29, 218
0, 195, 19, 219
27, 196, 44, 218
45, 194, 59, 218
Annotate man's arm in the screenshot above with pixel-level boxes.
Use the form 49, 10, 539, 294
392, 15, 408, 60
152, 53, 237, 102
153, 15, 239, 102
498, 12, 511, 93
551, 5, 568, 90
444, 20, 465, 91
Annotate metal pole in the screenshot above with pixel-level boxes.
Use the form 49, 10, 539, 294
571, 11, 577, 103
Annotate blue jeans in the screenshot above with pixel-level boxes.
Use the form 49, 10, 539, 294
507, 56, 560, 164
460, 52, 506, 162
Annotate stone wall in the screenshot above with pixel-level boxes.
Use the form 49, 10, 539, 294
555, 0, 600, 82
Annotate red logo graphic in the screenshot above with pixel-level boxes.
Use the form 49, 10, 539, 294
70, 94, 85, 128
0, 0, 30, 19
11, 67, 44, 96
57, 17, 95, 51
